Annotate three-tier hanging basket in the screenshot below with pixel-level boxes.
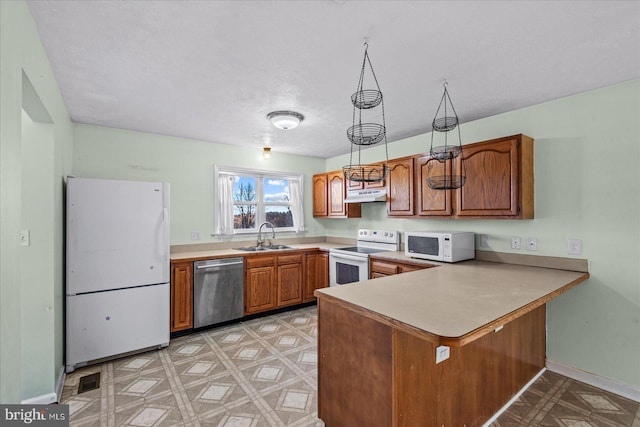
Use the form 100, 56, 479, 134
342, 43, 390, 184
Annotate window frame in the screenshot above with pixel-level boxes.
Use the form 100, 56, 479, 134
214, 165, 303, 235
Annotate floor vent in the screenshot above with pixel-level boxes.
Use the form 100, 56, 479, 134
77, 372, 100, 394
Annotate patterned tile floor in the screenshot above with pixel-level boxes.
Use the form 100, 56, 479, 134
61, 306, 639, 427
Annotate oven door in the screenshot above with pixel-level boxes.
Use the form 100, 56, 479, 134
329, 252, 369, 286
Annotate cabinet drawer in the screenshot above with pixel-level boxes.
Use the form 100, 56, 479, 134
278, 254, 303, 265
399, 264, 426, 273
370, 260, 399, 276
246, 256, 275, 268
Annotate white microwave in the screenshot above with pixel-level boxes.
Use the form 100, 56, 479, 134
405, 231, 475, 263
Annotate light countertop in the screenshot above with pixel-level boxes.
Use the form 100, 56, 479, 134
170, 242, 347, 262
315, 260, 589, 343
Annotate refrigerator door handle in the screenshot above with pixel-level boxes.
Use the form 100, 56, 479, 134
162, 207, 170, 280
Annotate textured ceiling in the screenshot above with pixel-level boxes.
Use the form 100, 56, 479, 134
27, 1, 640, 159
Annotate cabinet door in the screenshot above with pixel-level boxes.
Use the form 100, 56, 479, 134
456, 138, 520, 217
387, 158, 414, 216
170, 261, 193, 332
277, 257, 303, 307
415, 154, 452, 217
313, 174, 328, 217
327, 171, 347, 217
245, 259, 277, 314
305, 252, 329, 301
364, 163, 386, 189
370, 259, 399, 277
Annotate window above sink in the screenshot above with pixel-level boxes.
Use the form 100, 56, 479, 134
214, 165, 304, 236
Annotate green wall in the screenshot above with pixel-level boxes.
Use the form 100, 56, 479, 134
325, 79, 640, 388
1, 1, 74, 403
73, 125, 328, 245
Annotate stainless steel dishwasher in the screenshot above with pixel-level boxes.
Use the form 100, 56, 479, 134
193, 257, 244, 328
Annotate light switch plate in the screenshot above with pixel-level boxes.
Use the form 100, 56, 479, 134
20, 229, 30, 247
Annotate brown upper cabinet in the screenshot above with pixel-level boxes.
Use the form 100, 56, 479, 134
312, 174, 328, 217
413, 134, 534, 219
415, 154, 452, 216
347, 163, 387, 191
313, 171, 361, 218
312, 134, 533, 220
454, 135, 533, 218
386, 158, 414, 216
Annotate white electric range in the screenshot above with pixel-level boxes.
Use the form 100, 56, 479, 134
329, 229, 400, 286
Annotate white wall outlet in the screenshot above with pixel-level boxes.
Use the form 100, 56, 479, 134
191, 231, 201, 241
511, 236, 521, 250
435, 345, 450, 364
526, 237, 537, 251
20, 229, 30, 247
567, 239, 582, 255
479, 234, 490, 248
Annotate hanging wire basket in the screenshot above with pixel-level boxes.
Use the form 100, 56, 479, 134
347, 123, 386, 146
432, 116, 459, 132
343, 43, 390, 184
426, 175, 466, 190
343, 164, 390, 183
430, 145, 462, 161
426, 82, 467, 190
351, 90, 383, 109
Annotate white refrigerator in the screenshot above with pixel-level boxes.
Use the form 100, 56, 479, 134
66, 177, 170, 373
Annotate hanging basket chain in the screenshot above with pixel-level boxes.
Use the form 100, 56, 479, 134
427, 82, 466, 190
343, 42, 390, 183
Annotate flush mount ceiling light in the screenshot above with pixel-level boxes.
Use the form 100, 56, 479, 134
263, 146, 272, 159
267, 111, 304, 130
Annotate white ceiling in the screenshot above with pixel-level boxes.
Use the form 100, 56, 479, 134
27, 1, 640, 159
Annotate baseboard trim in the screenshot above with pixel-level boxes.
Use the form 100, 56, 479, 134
20, 392, 57, 405
19, 367, 66, 405
546, 359, 640, 402
55, 368, 66, 403
482, 368, 546, 426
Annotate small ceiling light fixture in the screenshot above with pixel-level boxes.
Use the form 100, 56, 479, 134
267, 111, 304, 130
263, 146, 272, 160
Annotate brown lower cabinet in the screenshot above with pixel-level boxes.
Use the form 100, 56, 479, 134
170, 261, 193, 332
369, 256, 435, 279
245, 256, 278, 314
317, 299, 546, 427
170, 250, 330, 329
277, 254, 304, 307
305, 251, 329, 301
245, 250, 329, 315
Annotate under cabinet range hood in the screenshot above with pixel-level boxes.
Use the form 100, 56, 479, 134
344, 188, 387, 203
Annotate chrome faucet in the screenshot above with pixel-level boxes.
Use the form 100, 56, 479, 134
257, 221, 276, 247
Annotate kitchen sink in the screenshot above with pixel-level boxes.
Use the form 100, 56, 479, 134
235, 246, 270, 252
235, 245, 293, 252
269, 245, 293, 250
